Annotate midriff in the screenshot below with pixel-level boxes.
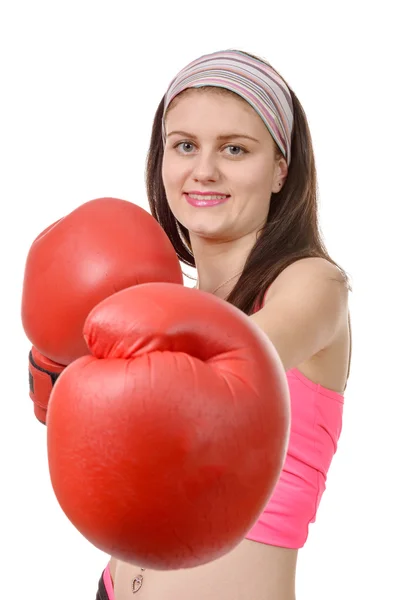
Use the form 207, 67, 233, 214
110, 540, 297, 600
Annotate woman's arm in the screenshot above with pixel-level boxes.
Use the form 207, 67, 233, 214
250, 257, 349, 372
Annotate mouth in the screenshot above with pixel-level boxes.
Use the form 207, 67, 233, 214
184, 193, 231, 207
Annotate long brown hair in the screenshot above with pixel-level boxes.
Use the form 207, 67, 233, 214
146, 51, 352, 375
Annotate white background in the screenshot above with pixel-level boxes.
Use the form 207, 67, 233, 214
1, 1, 399, 598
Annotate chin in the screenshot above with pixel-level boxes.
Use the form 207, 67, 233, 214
176, 204, 236, 241
190, 225, 234, 243
186, 214, 224, 234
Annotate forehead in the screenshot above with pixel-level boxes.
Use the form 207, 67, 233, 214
165, 89, 265, 136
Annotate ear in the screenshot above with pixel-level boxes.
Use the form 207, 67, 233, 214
272, 156, 288, 193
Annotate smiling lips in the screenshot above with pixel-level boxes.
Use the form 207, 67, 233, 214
184, 192, 231, 207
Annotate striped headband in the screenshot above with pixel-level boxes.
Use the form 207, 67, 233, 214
162, 49, 294, 165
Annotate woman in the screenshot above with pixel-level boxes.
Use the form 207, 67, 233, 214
98, 49, 351, 600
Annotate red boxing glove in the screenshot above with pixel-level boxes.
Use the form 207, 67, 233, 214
47, 283, 290, 569
21, 198, 183, 423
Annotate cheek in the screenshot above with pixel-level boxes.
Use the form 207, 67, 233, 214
162, 153, 173, 185
244, 159, 274, 187
239, 162, 273, 216
162, 157, 183, 216
161, 157, 171, 190
162, 152, 184, 188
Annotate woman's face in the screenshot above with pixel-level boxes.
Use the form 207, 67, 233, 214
162, 89, 287, 244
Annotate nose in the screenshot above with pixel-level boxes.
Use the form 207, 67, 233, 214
191, 151, 220, 183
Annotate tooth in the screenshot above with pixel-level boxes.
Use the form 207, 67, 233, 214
189, 194, 227, 200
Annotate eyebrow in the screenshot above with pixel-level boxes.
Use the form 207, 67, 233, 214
166, 130, 260, 143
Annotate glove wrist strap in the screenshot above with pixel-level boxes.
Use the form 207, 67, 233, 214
29, 347, 65, 424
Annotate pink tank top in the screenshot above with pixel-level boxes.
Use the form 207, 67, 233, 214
245, 290, 345, 548
245, 367, 344, 548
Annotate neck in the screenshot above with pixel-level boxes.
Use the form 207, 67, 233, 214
192, 231, 257, 297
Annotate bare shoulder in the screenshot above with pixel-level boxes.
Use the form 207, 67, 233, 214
268, 257, 350, 392
267, 256, 349, 328
250, 257, 350, 386
269, 256, 348, 295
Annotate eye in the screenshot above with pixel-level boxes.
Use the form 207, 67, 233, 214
225, 145, 246, 156
175, 142, 195, 154
174, 142, 247, 157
